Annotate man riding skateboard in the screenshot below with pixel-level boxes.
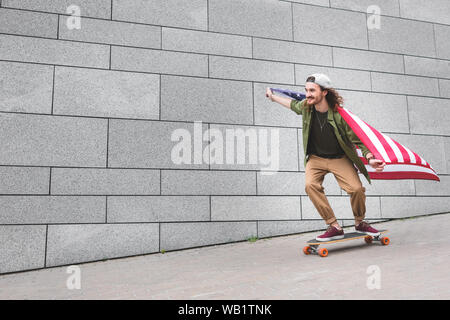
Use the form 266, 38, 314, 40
266, 73, 386, 241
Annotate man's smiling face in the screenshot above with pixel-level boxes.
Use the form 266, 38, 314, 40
305, 82, 327, 105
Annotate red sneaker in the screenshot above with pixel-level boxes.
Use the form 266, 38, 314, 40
315, 225, 344, 242
355, 221, 380, 236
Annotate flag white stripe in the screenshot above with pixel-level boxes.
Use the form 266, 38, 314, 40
356, 148, 363, 157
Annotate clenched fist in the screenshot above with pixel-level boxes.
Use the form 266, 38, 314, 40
265, 87, 274, 101
369, 159, 386, 172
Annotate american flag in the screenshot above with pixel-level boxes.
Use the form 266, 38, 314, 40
271, 88, 440, 182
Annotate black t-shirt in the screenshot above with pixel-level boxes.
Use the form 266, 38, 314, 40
307, 106, 345, 157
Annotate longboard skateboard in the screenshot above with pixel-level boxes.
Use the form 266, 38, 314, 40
303, 230, 390, 257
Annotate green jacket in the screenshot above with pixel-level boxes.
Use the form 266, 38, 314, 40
290, 98, 372, 185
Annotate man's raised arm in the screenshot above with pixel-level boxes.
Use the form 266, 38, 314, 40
265, 87, 304, 115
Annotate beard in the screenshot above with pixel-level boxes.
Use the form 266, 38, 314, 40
307, 95, 323, 105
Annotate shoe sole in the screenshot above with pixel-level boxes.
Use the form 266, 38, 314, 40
355, 230, 380, 236
315, 234, 344, 242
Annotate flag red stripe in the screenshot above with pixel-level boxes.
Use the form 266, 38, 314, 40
368, 171, 440, 181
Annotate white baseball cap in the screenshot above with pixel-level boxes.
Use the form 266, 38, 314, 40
306, 73, 333, 89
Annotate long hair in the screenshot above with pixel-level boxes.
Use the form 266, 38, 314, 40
305, 76, 344, 112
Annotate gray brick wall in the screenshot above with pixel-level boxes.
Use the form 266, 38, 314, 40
0, 0, 448, 274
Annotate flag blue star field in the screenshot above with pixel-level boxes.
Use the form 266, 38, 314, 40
271, 88, 440, 182
271, 88, 306, 101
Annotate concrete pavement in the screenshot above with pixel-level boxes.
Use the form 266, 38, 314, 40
0, 213, 449, 299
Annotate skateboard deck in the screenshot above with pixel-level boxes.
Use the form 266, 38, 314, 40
303, 230, 389, 257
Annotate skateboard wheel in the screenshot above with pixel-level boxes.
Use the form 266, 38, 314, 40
381, 237, 390, 245
318, 248, 328, 257
364, 236, 373, 244
303, 246, 312, 255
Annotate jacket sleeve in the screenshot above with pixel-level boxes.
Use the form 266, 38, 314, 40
342, 120, 371, 158
290, 99, 306, 115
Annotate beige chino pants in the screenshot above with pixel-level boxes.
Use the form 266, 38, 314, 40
305, 154, 366, 225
